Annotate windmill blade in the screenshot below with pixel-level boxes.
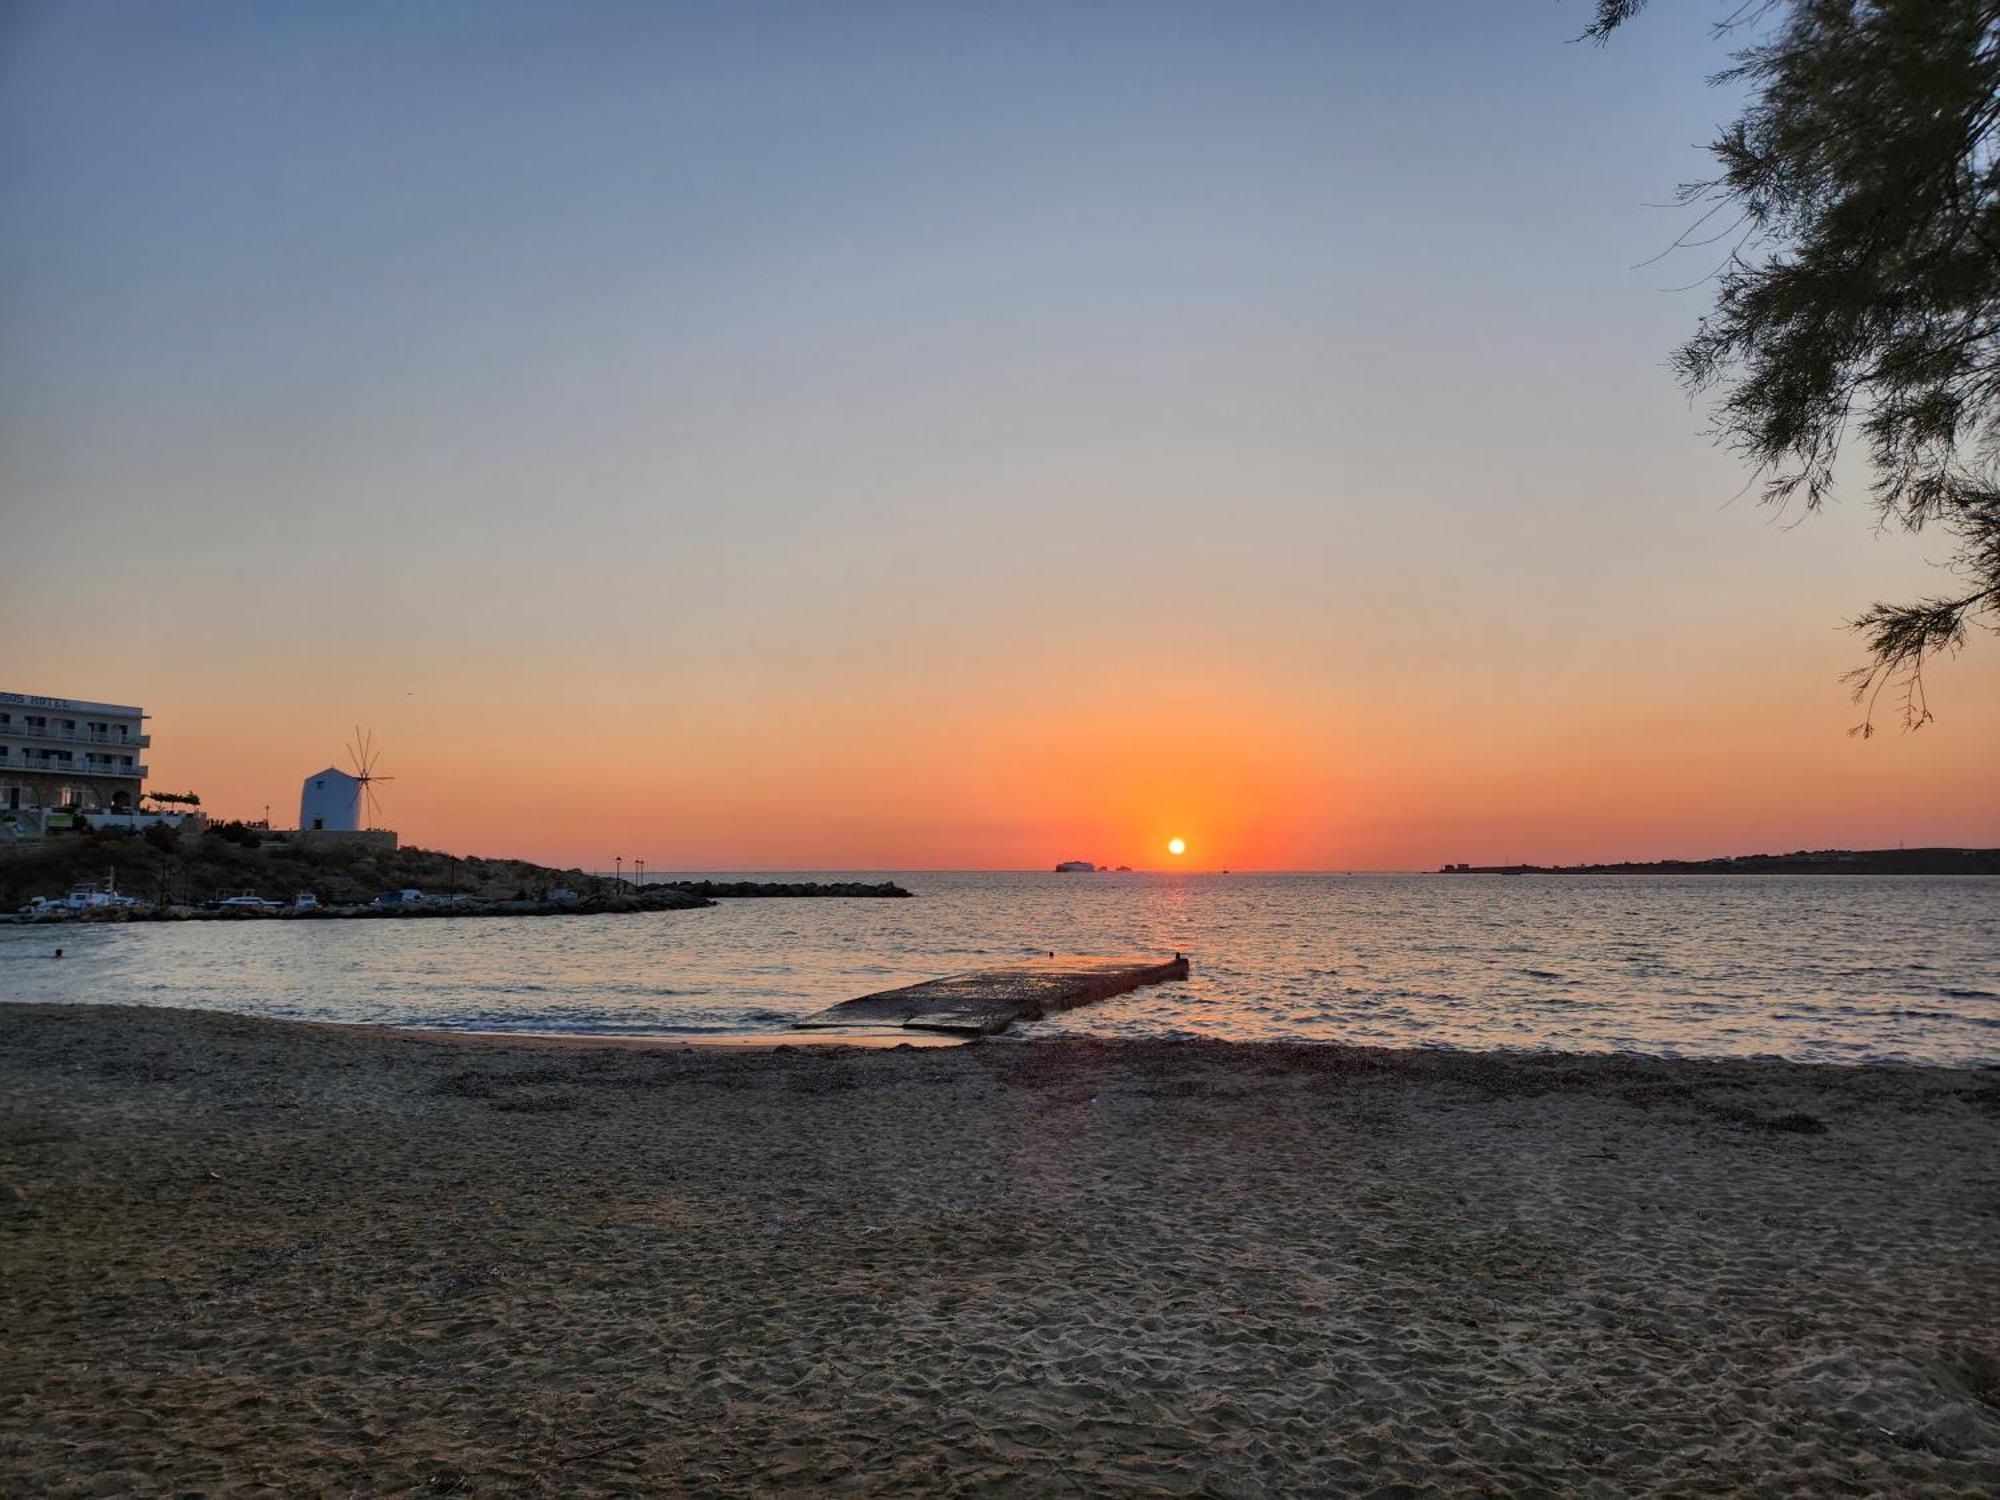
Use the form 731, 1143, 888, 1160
349, 728, 389, 785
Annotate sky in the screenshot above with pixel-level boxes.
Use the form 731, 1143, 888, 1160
3, 0, 1996, 870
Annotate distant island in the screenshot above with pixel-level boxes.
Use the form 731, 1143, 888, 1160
1437, 847, 2000, 876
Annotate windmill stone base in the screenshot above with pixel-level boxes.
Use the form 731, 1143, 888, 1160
280, 828, 398, 851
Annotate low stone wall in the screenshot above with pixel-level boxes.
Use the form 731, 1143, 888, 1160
269, 828, 400, 851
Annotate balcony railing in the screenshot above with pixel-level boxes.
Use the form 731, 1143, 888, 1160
0, 721, 150, 749
1, 758, 147, 779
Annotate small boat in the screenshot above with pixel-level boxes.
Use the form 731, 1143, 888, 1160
218, 891, 282, 910
63, 876, 139, 911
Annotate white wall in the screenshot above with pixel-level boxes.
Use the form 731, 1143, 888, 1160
298, 769, 361, 832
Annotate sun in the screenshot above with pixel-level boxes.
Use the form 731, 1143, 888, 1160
1167, 837, 1187, 857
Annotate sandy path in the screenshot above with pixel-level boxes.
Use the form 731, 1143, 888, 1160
2, 1003, 1997, 1496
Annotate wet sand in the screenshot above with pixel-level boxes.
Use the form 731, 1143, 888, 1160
2, 1002, 1996, 1496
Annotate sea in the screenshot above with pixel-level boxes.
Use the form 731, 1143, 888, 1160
3, 872, 1996, 1067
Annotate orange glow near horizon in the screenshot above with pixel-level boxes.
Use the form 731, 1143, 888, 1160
62, 615, 1998, 874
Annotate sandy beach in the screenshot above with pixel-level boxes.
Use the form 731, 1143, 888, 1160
2, 1003, 1996, 1496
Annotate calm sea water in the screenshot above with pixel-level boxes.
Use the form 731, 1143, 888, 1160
2, 873, 1996, 1067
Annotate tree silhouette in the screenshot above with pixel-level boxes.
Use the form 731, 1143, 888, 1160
1592, 0, 1999, 730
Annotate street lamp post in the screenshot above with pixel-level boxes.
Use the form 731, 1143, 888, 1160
615, 856, 623, 890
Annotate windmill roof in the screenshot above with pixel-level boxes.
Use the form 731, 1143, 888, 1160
304, 767, 358, 782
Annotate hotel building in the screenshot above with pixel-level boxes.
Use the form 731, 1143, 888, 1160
0, 690, 150, 815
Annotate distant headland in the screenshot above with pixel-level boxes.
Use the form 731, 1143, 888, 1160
0, 825, 911, 922
1437, 847, 2000, 876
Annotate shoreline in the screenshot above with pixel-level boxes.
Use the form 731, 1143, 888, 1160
366, 1021, 970, 1052
26, 998, 2000, 1068
5, 1001, 1997, 1494
10, 996, 2000, 1069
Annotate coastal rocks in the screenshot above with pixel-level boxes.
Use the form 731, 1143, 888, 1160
3, 893, 718, 924
1, 881, 911, 924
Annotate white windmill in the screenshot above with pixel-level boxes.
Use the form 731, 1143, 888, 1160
298, 728, 395, 833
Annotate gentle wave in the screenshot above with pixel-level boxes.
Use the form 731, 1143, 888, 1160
1, 872, 1995, 1066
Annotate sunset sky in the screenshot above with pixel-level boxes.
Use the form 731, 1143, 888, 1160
5, 0, 1996, 870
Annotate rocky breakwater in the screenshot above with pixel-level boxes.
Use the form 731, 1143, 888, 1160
648, 879, 911, 899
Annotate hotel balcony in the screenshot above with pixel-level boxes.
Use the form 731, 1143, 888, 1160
0, 722, 151, 749
2, 758, 147, 779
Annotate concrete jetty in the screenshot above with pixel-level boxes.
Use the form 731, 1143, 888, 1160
794, 953, 1190, 1037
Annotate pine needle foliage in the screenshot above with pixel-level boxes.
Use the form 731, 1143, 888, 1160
1592, 0, 2000, 731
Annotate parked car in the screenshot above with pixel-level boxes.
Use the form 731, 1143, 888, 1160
218, 891, 282, 911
